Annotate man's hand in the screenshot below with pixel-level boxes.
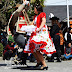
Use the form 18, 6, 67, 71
23, 0, 30, 6
23, 0, 26, 5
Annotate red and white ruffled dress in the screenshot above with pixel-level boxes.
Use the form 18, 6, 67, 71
24, 12, 56, 54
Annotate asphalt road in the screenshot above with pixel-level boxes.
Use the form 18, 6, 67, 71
0, 57, 72, 72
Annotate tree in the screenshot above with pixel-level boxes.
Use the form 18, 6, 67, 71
0, 43, 3, 56
0, 0, 23, 31
30, 0, 45, 7
0, 0, 45, 31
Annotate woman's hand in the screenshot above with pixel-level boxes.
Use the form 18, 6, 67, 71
68, 43, 71, 47
36, 28, 41, 33
66, 54, 68, 56
37, 17, 46, 33
29, 20, 34, 25
66, 53, 71, 56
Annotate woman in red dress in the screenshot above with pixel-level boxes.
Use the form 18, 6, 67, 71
24, 4, 56, 70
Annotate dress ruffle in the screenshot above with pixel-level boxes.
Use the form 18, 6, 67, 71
24, 25, 56, 54
24, 49, 56, 54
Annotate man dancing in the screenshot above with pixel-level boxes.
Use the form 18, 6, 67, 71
8, 0, 30, 65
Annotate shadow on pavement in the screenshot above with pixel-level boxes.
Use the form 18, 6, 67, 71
12, 66, 43, 70
0, 64, 6, 66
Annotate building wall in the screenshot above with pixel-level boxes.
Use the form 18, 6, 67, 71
44, 0, 72, 6
43, 5, 72, 23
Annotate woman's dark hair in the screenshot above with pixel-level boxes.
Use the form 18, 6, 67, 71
34, 4, 43, 14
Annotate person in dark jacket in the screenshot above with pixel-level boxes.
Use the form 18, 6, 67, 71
3, 41, 18, 60
49, 16, 61, 62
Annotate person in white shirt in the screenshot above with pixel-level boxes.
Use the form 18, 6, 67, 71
64, 27, 72, 59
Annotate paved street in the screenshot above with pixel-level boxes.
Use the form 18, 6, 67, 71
0, 57, 72, 72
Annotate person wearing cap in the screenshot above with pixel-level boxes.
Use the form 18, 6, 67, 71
49, 16, 61, 62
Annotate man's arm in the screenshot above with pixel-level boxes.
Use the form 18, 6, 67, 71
9, 1, 30, 35
16, 0, 30, 12
9, 12, 19, 35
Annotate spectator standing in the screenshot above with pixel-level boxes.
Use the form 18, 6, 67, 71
49, 16, 61, 62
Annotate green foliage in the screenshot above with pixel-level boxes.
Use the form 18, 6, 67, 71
31, 0, 45, 7
0, 0, 23, 30
0, 43, 4, 56
0, 0, 45, 30
39, 0, 45, 7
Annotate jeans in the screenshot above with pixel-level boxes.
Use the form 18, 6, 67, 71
64, 54, 72, 59
14, 34, 25, 49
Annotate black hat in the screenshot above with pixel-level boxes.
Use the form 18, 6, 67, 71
49, 16, 59, 20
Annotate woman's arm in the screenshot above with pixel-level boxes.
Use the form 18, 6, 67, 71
66, 53, 71, 56
37, 17, 46, 32
9, 0, 29, 35
29, 20, 34, 25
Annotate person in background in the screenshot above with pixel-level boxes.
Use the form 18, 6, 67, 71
49, 16, 61, 62
64, 27, 72, 60
3, 41, 18, 60
8, 35, 15, 43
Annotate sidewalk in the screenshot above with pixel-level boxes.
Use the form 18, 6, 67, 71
0, 59, 72, 72
0, 57, 2, 61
